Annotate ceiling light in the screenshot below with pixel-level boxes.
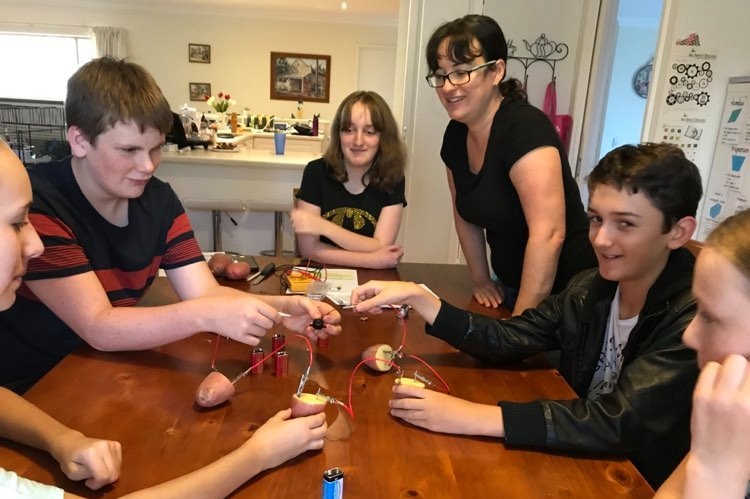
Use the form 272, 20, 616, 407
341, 1, 347, 10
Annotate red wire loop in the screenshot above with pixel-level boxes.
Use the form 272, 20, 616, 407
208, 306, 449, 419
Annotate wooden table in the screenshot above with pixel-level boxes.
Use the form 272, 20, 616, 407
0, 260, 654, 498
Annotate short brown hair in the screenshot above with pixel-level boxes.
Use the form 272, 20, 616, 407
323, 90, 406, 192
65, 56, 172, 144
587, 143, 703, 232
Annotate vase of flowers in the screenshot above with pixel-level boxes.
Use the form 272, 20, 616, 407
205, 92, 236, 128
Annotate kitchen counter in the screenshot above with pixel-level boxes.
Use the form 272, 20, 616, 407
157, 148, 321, 253
211, 129, 327, 153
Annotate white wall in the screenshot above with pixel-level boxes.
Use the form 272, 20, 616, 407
645, 0, 750, 201
0, 3, 397, 122
0, 2, 397, 255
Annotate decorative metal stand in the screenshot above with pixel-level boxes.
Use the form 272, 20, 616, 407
507, 34, 569, 86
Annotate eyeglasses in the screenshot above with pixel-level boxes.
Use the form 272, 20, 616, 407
425, 60, 497, 88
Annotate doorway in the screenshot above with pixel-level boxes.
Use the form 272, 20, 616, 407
577, 0, 663, 199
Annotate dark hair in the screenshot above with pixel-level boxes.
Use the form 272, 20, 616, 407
66, 56, 172, 144
324, 90, 406, 192
705, 209, 750, 285
425, 14, 526, 101
587, 143, 703, 232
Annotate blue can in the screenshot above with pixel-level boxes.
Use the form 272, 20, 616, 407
322, 467, 343, 499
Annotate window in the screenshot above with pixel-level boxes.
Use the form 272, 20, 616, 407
0, 33, 93, 101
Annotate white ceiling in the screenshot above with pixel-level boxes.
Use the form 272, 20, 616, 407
31, 0, 401, 25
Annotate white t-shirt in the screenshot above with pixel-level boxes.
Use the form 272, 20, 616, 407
587, 286, 638, 399
0, 468, 64, 499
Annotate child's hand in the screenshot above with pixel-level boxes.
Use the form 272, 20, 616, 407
388, 385, 505, 438
51, 430, 122, 490
687, 354, 750, 486
370, 244, 404, 269
279, 297, 342, 339
248, 409, 327, 471
290, 209, 325, 237
351, 281, 421, 314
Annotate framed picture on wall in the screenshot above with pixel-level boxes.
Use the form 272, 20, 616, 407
270, 52, 330, 103
189, 82, 211, 101
188, 43, 211, 63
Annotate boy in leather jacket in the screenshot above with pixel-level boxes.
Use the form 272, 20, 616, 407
351, 143, 703, 488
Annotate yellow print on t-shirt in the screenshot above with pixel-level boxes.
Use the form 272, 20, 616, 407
322, 207, 377, 231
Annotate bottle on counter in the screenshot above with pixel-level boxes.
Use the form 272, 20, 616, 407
297, 100, 305, 119
312, 114, 319, 136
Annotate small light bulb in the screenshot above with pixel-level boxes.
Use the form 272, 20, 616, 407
341, 1, 347, 10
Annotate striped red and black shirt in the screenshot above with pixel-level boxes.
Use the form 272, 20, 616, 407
0, 158, 203, 392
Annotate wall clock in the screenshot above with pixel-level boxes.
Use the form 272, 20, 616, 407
633, 59, 653, 98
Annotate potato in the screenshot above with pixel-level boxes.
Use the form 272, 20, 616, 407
208, 253, 233, 276
393, 377, 425, 399
195, 371, 235, 407
361, 344, 394, 372
290, 393, 328, 418
224, 261, 251, 280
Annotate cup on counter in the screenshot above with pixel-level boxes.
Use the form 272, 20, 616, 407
274, 122, 287, 155
274, 130, 286, 155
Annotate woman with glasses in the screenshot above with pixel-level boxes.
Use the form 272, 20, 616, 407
426, 15, 595, 315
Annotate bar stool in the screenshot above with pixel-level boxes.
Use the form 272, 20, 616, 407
182, 199, 246, 252
245, 200, 295, 257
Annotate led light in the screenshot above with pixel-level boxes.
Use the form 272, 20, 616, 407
340, 1, 347, 10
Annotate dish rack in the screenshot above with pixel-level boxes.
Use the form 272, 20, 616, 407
0, 102, 68, 165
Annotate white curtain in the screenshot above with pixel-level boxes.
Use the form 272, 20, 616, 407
92, 26, 127, 59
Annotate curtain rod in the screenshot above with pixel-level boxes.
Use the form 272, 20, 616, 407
0, 21, 91, 29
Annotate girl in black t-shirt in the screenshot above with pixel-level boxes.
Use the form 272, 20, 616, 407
292, 91, 407, 269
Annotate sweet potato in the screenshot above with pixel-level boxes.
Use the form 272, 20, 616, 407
195, 371, 235, 407
208, 253, 233, 276
224, 261, 251, 280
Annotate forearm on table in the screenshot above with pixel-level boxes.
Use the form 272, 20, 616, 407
317, 219, 387, 252
512, 232, 563, 315
119, 442, 265, 499
307, 244, 394, 269
76, 298, 225, 351
0, 387, 77, 455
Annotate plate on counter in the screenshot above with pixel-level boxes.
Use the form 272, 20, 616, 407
209, 146, 240, 153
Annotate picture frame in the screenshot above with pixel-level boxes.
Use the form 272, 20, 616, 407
189, 82, 211, 101
270, 52, 330, 103
188, 43, 211, 64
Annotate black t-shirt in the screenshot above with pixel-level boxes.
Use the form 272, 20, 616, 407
441, 98, 596, 291
296, 158, 406, 244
